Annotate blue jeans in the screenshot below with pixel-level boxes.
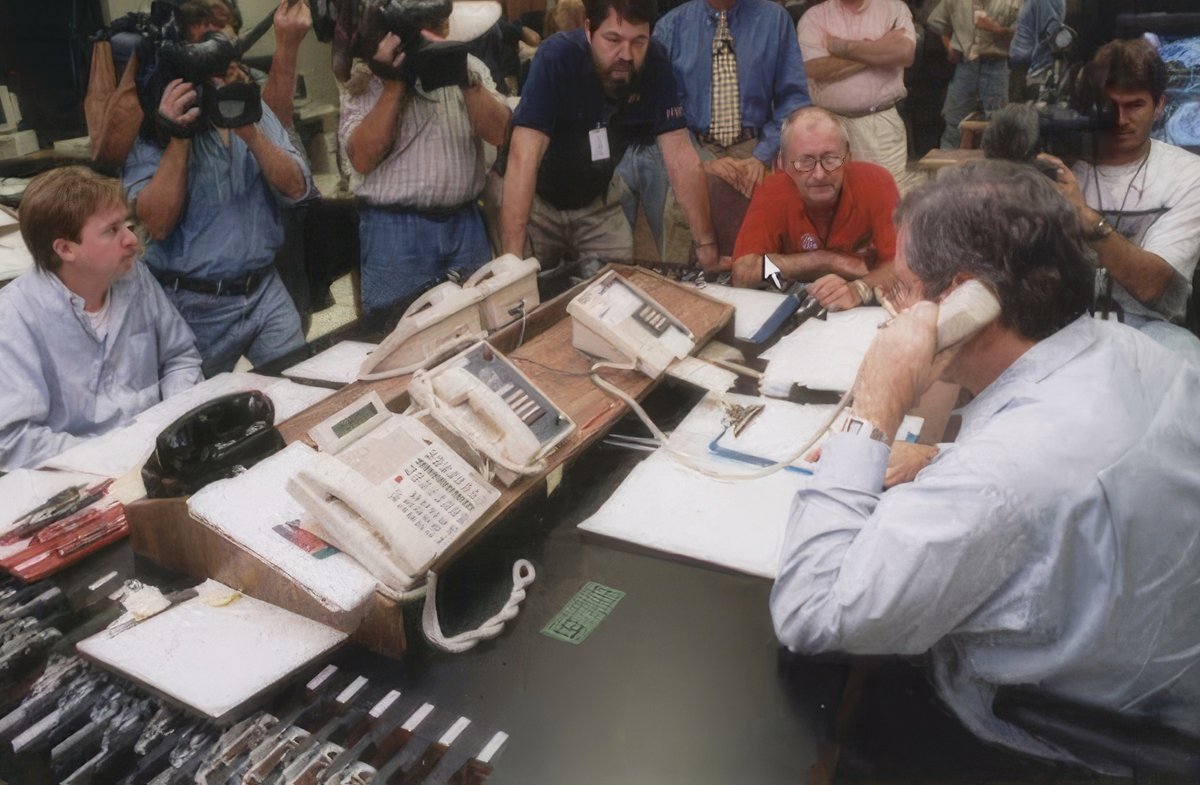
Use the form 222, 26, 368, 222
616, 143, 669, 258
165, 269, 306, 377
359, 204, 490, 318
940, 59, 1009, 149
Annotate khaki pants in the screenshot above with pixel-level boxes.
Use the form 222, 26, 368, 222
484, 171, 632, 269
661, 136, 757, 264
838, 106, 926, 194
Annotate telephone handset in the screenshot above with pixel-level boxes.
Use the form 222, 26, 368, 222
933, 279, 1002, 352
288, 454, 438, 592
358, 282, 485, 381
287, 413, 502, 596
409, 341, 576, 486
463, 254, 541, 330
567, 270, 696, 378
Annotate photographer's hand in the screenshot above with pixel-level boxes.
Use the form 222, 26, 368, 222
263, 0, 312, 127
346, 34, 407, 174
1039, 153, 1094, 225
159, 78, 201, 130
374, 32, 406, 75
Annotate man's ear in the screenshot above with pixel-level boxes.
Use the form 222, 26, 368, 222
51, 237, 76, 265
584, 19, 592, 43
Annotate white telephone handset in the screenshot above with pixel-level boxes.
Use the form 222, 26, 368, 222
358, 282, 485, 380
409, 342, 576, 485
933, 279, 1002, 352
463, 254, 542, 330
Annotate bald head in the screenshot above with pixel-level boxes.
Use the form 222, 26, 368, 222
779, 107, 849, 154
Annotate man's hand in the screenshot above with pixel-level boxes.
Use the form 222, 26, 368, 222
808, 273, 861, 311
884, 442, 939, 488
1039, 152, 1093, 224
159, 78, 200, 129
696, 243, 722, 275
374, 32, 406, 72
273, 0, 312, 49
732, 157, 766, 197
851, 301, 955, 439
704, 156, 743, 190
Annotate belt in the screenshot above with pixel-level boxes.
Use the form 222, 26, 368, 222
364, 199, 477, 218
152, 267, 271, 297
697, 127, 759, 147
838, 102, 896, 119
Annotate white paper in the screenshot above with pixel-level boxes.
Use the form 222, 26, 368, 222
759, 307, 889, 396
0, 469, 112, 560
44, 373, 333, 477
187, 442, 379, 614
282, 341, 378, 385
698, 284, 795, 341
78, 579, 346, 723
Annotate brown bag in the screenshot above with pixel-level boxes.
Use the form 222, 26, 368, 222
84, 41, 145, 168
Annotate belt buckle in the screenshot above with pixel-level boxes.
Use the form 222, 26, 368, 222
244, 273, 255, 293
214, 279, 224, 297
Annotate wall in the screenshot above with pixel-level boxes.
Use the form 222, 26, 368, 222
102, 0, 340, 110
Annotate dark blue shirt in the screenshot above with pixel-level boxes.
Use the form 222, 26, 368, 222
513, 29, 686, 210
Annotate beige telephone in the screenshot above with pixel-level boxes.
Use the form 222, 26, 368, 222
567, 270, 696, 377
358, 282, 486, 381
409, 341, 576, 486
931, 278, 1002, 352
463, 254, 541, 330
287, 413, 501, 595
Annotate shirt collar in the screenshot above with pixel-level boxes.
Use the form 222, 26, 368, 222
958, 315, 1098, 425
704, 0, 743, 25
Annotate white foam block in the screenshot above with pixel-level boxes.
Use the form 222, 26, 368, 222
759, 307, 889, 396
282, 341, 378, 386
78, 579, 346, 724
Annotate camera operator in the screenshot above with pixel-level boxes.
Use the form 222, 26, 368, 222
123, 2, 314, 378
1042, 38, 1200, 366
339, 0, 510, 321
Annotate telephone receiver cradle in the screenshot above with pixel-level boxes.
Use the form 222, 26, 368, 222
409, 341, 576, 486
463, 254, 541, 331
358, 281, 486, 381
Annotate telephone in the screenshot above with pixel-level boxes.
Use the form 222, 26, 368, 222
932, 278, 1002, 352
409, 341, 575, 486
567, 270, 696, 378
463, 254, 541, 331
287, 413, 502, 595
358, 282, 485, 381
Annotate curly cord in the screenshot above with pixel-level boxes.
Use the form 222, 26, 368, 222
422, 559, 537, 653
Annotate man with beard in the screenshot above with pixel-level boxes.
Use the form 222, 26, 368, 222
496, 0, 719, 274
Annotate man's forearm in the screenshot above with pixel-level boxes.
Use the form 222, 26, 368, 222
1081, 206, 1178, 305
804, 56, 869, 85
499, 127, 549, 256
659, 130, 715, 249
346, 81, 406, 175
733, 250, 867, 287
238, 124, 307, 199
262, 43, 301, 128
829, 33, 915, 68
135, 139, 190, 240
463, 84, 511, 148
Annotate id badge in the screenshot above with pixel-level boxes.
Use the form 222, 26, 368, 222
589, 127, 611, 162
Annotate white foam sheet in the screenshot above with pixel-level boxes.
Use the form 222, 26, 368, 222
77, 579, 346, 724
698, 284, 795, 341
578, 392, 823, 578
187, 442, 378, 614
0, 469, 112, 561
759, 307, 889, 396
43, 373, 334, 477
282, 341, 378, 385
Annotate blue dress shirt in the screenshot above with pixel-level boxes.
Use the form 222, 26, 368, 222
653, 0, 810, 163
1009, 0, 1065, 79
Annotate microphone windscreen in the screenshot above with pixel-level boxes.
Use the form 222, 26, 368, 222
982, 104, 1042, 162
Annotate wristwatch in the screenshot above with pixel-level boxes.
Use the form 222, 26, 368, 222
841, 413, 892, 445
1087, 216, 1115, 242
849, 279, 873, 306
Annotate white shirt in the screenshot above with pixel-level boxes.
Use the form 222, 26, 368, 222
770, 316, 1200, 770
1072, 139, 1200, 324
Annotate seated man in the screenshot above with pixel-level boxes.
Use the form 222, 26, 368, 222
0, 167, 202, 471
771, 159, 1200, 770
732, 107, 898, 311
341, 0, 510, 320
1045, 38, 1200, 366
496, 0, 719, 276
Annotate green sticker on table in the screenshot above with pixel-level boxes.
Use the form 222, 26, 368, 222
540, 582, 625, 645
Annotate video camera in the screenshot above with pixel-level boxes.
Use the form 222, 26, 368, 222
368, 0, 471, 91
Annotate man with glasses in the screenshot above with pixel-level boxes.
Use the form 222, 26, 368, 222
731, 107, 898, 311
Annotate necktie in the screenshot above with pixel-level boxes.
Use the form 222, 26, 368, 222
709, 11, 741, 147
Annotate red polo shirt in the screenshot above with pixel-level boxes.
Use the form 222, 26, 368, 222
733, 161, 899, 267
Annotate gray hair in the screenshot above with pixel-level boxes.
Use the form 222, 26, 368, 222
895, 159, 1095, 341
778, 106, 850, 155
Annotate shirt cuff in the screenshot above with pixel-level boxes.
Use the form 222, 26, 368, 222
814, 432, 889, 493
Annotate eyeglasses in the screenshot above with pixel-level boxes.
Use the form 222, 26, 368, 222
789, 154, 847, 173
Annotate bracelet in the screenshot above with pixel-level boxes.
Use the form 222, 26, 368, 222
849, 278, 873, 305
1087, 216, 1114, 242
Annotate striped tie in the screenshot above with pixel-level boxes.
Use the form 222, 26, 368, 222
709, 11, 741, 147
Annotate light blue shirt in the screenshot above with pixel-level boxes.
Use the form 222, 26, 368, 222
0, 263, 203, 471
653, 0, 810, 163
770, 316, 1200, 770
1009, 0, 1065, 80
122, 105, 313, 281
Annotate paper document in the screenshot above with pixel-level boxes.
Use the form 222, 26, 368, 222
697, 284, 800, 342
759, 307, 889, 396
282, 340, 378, 385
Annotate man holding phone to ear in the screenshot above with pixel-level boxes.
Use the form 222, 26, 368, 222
771, 160, 1200, 771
